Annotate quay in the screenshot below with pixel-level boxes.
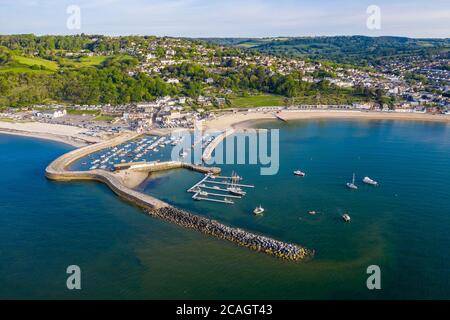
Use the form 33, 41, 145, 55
115, 160, 221, 175
202, 129, 236, 161
45, 132, 314, 261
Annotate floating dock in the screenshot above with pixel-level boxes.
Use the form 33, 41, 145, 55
188, 173, 254, 204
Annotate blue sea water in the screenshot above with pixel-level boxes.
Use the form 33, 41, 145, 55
1, 119, 450, 299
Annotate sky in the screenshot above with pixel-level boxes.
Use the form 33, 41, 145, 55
0, 0, 449, 38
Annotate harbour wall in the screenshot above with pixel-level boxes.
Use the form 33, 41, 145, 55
202, 129, 236, 161
127, 161, 222, 175
45, 132, 314, 261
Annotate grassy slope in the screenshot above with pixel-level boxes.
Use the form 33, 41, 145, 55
13, 55, 59, 71
0, 52, 111, 74
230, 95, 286, 108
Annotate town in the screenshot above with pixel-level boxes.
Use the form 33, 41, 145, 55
0, 35, 449, 138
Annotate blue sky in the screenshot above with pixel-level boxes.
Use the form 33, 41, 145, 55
0, 0, 449, 38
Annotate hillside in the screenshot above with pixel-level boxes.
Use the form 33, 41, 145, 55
202, 36, 450, 66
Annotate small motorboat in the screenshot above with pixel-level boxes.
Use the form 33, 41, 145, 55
294, 170, 306, 177
308, 210, 317, 215
253, 205, 265, 216
342, 214, 351, 223
363, 176, 378, 186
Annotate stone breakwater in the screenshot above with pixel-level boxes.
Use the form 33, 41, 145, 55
148, 206, 314, 261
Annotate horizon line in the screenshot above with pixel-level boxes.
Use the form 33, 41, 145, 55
1, 33, 449, 40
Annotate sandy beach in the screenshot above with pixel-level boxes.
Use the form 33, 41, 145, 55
204, 110, 450, 130
0, 121, 102, 147
2, 111, 449, 148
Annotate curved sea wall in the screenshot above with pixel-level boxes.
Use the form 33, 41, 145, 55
202, 129, 236, 161
45, 132, 314, 261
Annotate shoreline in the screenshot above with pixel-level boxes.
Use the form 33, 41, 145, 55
0, 121, 103, 147
0, 128, 89, 148
204, 110, 450, 130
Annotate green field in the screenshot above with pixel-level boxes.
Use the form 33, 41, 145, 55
0, 65, 54, 74
63, 55, 111, 68
0, 52, 113, 74
93, 115, 115, 122
78, 55, 110, 66
13, 55, 59, 71
0, 53, 58, 74
230, 95, 286, 108
67, 109, 100, 116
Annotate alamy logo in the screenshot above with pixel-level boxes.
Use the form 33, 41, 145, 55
66, 265, 81, 290
366, 265, 381, 290
366, 5, 381, 30
170, 128, 280, 176
66, 5, 81, 30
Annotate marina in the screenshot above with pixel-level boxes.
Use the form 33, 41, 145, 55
72, 131, 220, 172
188, 173, 255, 204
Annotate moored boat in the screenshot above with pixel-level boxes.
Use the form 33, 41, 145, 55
346, 173, 358, 190
227, 186, 246, 196
294, 170, 306, 177
253, 205, 265, 216
363, 176, 378, 186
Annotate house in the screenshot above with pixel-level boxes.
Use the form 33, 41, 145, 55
34, 109, 67, 119
166, 49, 176, 56
352, 103, 372, 110
167, 78, 180, 84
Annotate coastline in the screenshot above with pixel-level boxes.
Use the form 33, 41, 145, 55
204, 110, 450, 130
0, 121, 102, 147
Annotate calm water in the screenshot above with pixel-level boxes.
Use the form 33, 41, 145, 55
1, 119, 450, 299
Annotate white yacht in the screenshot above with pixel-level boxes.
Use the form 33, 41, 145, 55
346, 173, 358, 190
342, 214, 351, 223
294, 170, 306, 177
363, 176, 378, 186
227, 186, 246, 196
253, 205, 265, 216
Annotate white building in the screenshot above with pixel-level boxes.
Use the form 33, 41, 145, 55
34, 109, 67, 119
167, 78, 180, 84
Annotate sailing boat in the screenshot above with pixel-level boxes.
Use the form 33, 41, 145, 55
230, 171, 243, 182
253, 205, 265, 216
346, 173, 358, 190
227, 177, 246, 196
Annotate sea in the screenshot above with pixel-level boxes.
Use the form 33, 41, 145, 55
1, 119, 450, 299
